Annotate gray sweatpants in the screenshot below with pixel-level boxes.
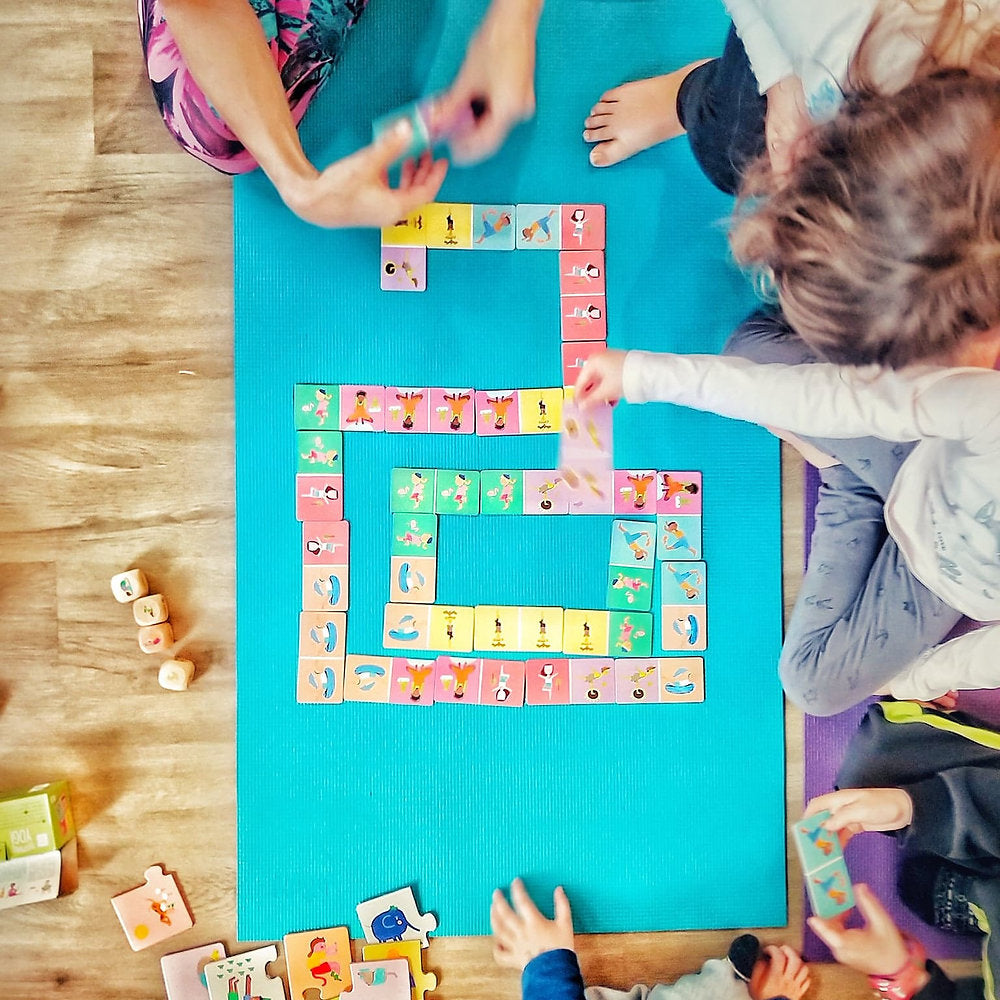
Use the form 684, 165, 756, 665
724, 311, 963, 716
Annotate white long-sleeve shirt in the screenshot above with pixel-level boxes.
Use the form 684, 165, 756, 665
723, 0, 877, 115
889, 623, 1000, 699
623, 352, 1000, 624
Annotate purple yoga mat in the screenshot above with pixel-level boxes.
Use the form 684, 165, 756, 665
800, 464, 985, 961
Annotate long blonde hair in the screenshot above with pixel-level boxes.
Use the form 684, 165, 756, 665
852, 0, 1000, 93
730, 71, 1000, 367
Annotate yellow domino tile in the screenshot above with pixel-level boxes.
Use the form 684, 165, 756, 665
518, 387, 563, 433
473, 605, 520, 652
428, 604, 475, 653
517, 607, 564, 653
562, 609, 610, 656
381, 206, 429, 246
423, 202, 473, 249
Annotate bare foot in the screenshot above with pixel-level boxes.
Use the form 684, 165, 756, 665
583, 60, 711, 168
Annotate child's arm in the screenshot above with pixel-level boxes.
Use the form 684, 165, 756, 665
888, 624, 1000, 702
491, 879, 582, 1000
576, 349, 1000, 449
722, 0, 794, 94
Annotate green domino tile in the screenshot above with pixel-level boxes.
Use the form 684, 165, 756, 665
605, 564, 654, 612
391, 512, 438, 557
480, 470, 524, 515
434, 469, 481, 515
294, 384, 340, 430
296, 430, 343, 474
609, 611, 654, 657
390, 468, 437, 514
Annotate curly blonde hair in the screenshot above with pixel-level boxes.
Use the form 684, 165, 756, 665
730, 71, 1000, 367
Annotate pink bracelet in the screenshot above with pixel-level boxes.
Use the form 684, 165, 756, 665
868, 936, 928, 1000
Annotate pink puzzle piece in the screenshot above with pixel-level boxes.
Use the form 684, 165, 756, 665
161, 942, 228, 1000
111, 865, 194, 952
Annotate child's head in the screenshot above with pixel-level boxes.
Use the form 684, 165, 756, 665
730, 71, 1000, 367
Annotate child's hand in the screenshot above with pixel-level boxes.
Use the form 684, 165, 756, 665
764, 75, 813, 176
574, 350, 627, 408
490, 878, 575, 970
804, 787, 913, 843
280, 125, 447, 228
809, 884, 918, 981
748, 945, 811, 1000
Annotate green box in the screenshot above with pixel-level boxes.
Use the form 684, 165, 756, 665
0, 781, 75, 859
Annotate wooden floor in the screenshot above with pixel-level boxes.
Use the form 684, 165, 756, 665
0, 5, 966, 998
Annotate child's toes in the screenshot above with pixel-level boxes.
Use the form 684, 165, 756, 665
590, 139, 627, 168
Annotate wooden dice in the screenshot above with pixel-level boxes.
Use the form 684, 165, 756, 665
158, 659, 195, 692
111, 568, 193, 687
110, 569, 149, 604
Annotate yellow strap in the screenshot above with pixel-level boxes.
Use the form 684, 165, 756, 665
969, 903, 995, 1000
880, 701, 1000, 751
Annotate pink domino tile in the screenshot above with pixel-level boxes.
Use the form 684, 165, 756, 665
296, 474, 343, 521
386, 387, 431, 433
475, 389, 520, 435
380, 245, 427, 291
559, 250, 605, 295
561, 340, 606, 388
522, 470, 570, 514
389, 657, 437, 705
657, 470, 703, 514
524, 657, 570, 705
433, 656, 483, 703
566, 472, 614, 514
561, 295, 607, 341
569, 658, 615, 703
481, 659, 526, 706
302, 520, 349, 565
428, 387, 475, 433
614, 659, 661, 704
340, 384, 385, 431
613, 469, 658, 514
561, 204, 605, 250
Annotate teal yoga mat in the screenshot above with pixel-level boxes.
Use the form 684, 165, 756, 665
235, 0, 786, 940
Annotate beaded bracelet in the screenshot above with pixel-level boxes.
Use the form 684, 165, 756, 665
868, 935, 928, 1000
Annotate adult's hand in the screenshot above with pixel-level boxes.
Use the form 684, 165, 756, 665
280, 122, 448, 228
442, 0, 544, 164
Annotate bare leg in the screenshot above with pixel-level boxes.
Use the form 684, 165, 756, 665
583, 60, 710, 168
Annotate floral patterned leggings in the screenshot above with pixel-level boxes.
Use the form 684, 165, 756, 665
138, 0, 369, 174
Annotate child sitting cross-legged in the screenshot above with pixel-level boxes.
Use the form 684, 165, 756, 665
490, 878, 810, 1000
